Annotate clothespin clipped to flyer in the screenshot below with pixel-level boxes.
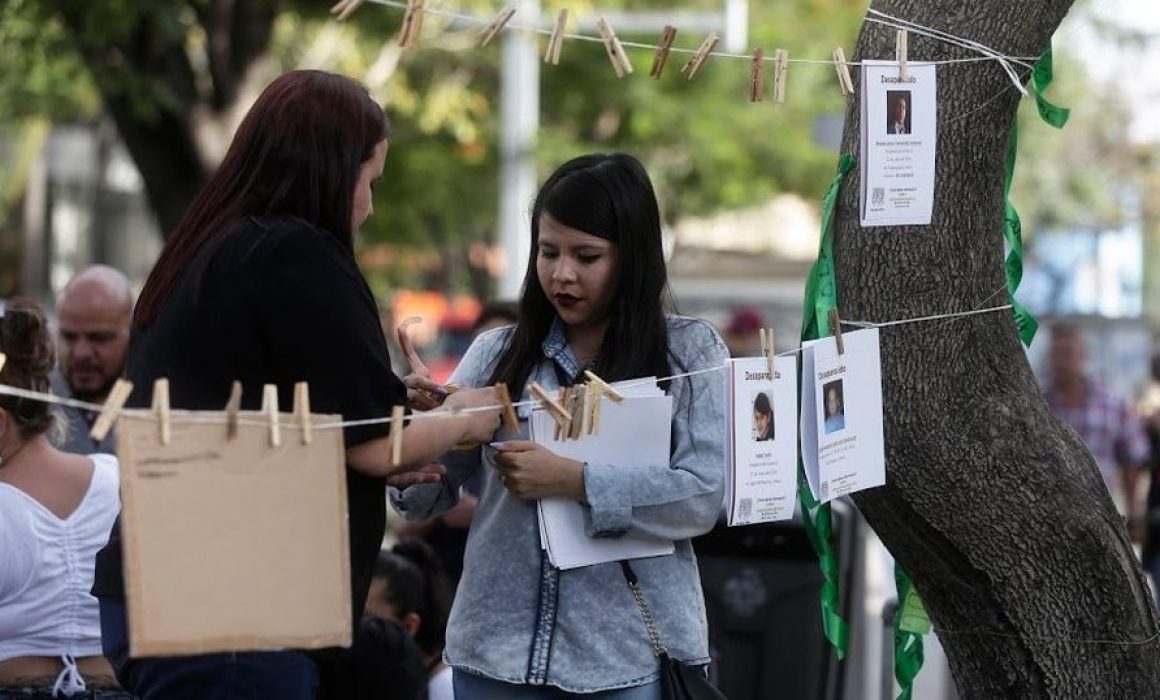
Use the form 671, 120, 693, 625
760, 328, 776, 379
554, 387, 573, 440
828, 309, 846, 355
262, 384, 281, 447
596, 17, 633, 78
583, 370, 625, 404
399, 0, 426, 49
833, 47, 855, 96
529, 382, 572, 433
545, 9, 568, 65
90, 378, 133, 442
330, 0, 366, 22
389, 405, 405, 468
773, 49, 789, 103
568, 389, 584, 440
224, 381, 242, 440
293, 382, 313, 445
480, 6, 516, 47
649, 26, 677, 79
495, 382, 519, 433
682, 32, 720, 80
151, 379, 172, 446
896, 30, 909, 81
749, 49, 765, 102
580, 382, 595, 435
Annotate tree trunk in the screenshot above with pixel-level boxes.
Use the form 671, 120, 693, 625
836, 0, 1160, 696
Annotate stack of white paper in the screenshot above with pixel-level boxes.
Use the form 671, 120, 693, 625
723, 357, 799, 526
530, 380, 675, 570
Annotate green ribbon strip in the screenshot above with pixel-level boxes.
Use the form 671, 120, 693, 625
1003, 46, 1070, 346
798, 153, 855, 659
892, 566, 928, 700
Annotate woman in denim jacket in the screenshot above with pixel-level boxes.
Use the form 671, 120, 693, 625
393, 153, 728, 699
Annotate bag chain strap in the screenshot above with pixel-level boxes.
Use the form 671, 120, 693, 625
622, 562, 669, 657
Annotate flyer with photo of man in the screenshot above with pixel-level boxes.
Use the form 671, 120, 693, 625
859, 59, 937, 227
800, 328, 886, 503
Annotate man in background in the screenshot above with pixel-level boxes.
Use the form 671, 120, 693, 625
1044, 323, 1149, 534
53, 265, 133, 454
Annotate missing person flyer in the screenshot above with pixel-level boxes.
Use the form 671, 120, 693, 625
800, 328, 885, 503
724, 357, 798, 526
859, 60, 937, 227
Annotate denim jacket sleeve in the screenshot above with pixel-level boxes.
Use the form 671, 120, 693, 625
581, 319, 729, 540
389, 327, 511, 521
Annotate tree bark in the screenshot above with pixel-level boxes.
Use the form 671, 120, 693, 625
836, 0, 1160, 696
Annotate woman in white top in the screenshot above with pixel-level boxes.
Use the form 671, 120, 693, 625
0, 299, 126, 698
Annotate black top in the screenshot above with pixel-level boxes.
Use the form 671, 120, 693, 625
92, 216, 407, 637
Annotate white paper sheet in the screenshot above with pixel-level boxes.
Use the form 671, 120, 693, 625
724, 357, 799, 526
860, 60, 938, 227
530, 390, 675, 569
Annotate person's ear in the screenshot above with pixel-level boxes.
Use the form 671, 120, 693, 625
401, 612, 421, 638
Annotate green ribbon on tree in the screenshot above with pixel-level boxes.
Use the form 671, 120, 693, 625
1003, 46, 1070, 346
798, 153, 855, 658
892, 566, 929, 700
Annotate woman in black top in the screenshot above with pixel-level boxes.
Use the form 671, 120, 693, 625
92, 70, 499, 700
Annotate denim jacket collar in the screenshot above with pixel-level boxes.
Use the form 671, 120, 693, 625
541, 316, 581, 382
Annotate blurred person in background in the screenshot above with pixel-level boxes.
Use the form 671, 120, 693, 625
1043, 323, 1149, 534
1137, 354, 1160, 605
366, 542, 455, 700
722, 305, 764, 358
52, 266, 133, 455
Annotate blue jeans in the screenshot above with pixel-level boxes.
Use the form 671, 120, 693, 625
98, 598, 318, 700
453, 669, 662, 699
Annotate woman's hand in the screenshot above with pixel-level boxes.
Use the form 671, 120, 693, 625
443, 387, 502, 443
397, 318, 445, 410
492, 441, 586, 501
386, 462, 445, 489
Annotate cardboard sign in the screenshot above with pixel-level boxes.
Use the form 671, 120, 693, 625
117, 409, 351, 657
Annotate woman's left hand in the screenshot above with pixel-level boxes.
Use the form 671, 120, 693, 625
492, 441, 586, 502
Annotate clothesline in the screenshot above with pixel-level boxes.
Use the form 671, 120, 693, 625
0, 301, 1016, 431
353, 0, 1042, 71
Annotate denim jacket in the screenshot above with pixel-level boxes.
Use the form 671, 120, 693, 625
390, 315, 728, 693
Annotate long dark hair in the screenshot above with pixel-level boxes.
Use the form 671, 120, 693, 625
0, 299, 55, 439
134, 70, 389, 328
488, 153, 674, 394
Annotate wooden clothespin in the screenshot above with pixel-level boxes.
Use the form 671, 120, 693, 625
596, 17, 633, 78
398, 0, 426, 49
480, 6, 516, 47
293, 382, 312, 445
749, 49, 765, 102
544, 9, 568, 65
833, 47, 854, 96
152, 378, 171, 446
682, 32, 719, 80
828, 309, 845, 355
896, 30, 909, 81
568, 389, 584, 440
583, 370, 624, 403
495, 382, 519, 433
224, 381, 242, 440
90, 378, 133, 442
579, 382, 594, 436
585, 381, 601, 435
331, 0, 366, 21
389, 405, 405, 468
773, 49, 789, 103
529, 382, 572, 431
649, 26, 677, 79
759, 328, 775, 379
0, 352, 5, 374
552, 386, 568, 440
262, 384, 281, 447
